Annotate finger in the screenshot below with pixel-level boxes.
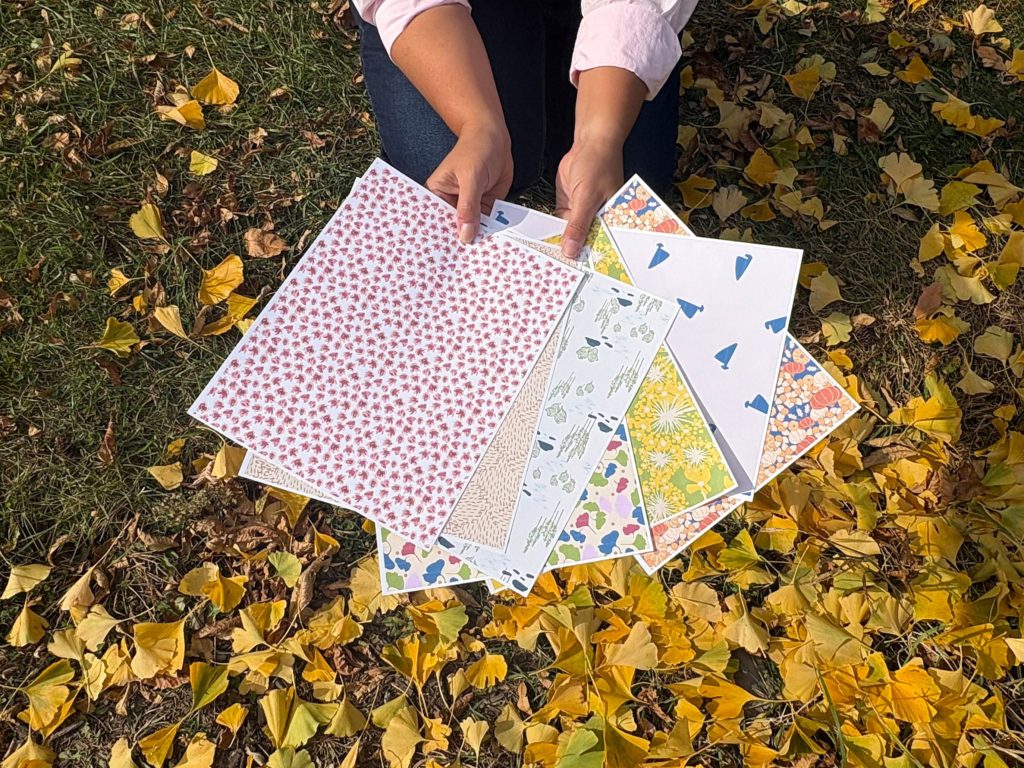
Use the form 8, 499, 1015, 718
561, 193, 602, 259
426, 169, 458, 208
455, 170, 483, 244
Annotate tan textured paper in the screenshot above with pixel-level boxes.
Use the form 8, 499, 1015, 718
440, 333, 558, 548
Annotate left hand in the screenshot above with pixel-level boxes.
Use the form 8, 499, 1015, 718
555, 137, 624, 259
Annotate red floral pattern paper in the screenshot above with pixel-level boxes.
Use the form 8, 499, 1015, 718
189, 161, 582, 547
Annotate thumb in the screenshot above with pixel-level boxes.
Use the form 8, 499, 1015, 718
455, 170, 483, 244
561, 197, 600, 259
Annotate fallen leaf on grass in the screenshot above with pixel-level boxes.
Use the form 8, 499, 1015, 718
975, 326, 1014, 361
94, 318, 140, 357
156, 100, 205, 130
148, 462, 184, 490
192, 67, 240, 105
198, 255, 244, 305
245, 228, 289, 258
189, 150, 218, 176
130, 204, 166, 240
139, 722, 180, 768
7, 602, 48, 646
2, 564, 51, 600
153, 306, 189, 339
131, 619, 186, 679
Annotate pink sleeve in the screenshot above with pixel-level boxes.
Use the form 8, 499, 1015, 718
352, 0, 471, 56
571, 0, 700, 100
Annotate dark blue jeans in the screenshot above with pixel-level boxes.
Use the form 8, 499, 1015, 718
353, 1, 681, 198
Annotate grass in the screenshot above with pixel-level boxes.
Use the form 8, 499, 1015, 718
1, 0, 1024, 763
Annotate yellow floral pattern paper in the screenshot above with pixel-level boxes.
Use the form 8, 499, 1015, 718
587, 220, 735, 522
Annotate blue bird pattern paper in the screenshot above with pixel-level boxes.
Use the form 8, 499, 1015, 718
608, 227, 802, 494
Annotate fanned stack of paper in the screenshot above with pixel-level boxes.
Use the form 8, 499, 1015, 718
189, 159, 860, 598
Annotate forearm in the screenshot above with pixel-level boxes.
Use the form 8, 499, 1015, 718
574, 66, 648, 151
390, 6, 507, 140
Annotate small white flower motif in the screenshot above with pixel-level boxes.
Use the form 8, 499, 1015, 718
647, 450, 673, 470
652, 397, 695, 434
645, 363, 666, 385
647, 491, 674, 520
683, 445, 708, 467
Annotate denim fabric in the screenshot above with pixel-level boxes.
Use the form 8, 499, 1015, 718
353, 1, 680, 197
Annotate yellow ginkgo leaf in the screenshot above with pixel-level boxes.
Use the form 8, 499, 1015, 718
915, 311, 970, 346
189, 150, 218, 176
198, 254, 244, 306
268, 551, 302, 588
975, 326, 1014, 362
148, 462, 184, 490
743, 148, 780, 187
381, 705, 421, 768
348, 557, 404, 621
215, 703, 249, 734
94, 317, 140, 357
131, 619, 186, 679
139, 722, 180, 768
129, 203, 165, 240
192, 67, 240, 105
895, 55, 933, 84
494, 704, 525, 754
153, 306, 189, 339
323, 697, 365, 738
4, 735, 56, 768
465, 652, 508, 689
7, 602, 48, 646
211, 443, 245, 479
460, 718, 488, 758
601, 622, 659, 670
338, 739, 361, 768
190, 662, 229, 711
963, 4, 1002, 36
172, 735, 215, 768
260, 687, 323, 750
108, 268, 131, 296
808, 269, 844, 313
890, 374, 962, 443
156, 100, 206, 130
108, 737, 137, 768
784, 64, 821, 100
58, 567, 95, 624
22, 660, 75, 735
312, 526, 339, 557
75, 604, 121, 651
2, 564, 51, 600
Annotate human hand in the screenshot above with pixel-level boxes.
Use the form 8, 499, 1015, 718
426, 121, 513, 243
555, 137, 624, 259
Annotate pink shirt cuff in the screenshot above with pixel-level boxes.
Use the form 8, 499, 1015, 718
570, 4, 684, 100
356, 0, 471, 54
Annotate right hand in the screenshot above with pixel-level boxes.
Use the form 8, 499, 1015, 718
426, 120, 513, 243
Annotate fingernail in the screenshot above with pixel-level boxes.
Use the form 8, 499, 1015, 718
459, 223, 475, 243
562, 238, 582, 258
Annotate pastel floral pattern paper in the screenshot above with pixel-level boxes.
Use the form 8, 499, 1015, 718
448, 271, 678, 594
547, 422, 651, 567
378, 526, 486, 594
636, 335, 860, 573
189, 160, 582, 548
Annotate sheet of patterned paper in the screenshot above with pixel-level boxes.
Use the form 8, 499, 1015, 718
239, 451, 344, 506
189, 160, 583, 548
588, 218, 736, 525
377, 421, 652, 592
448, 271, 678, 594
545, 422, 651, 567
378, 526, 487, 594
609, 227, 802, 494
635, 335, 861, 573
600, 175, 692, 235
439, 335, 558, 549
490, 200, 565, 240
